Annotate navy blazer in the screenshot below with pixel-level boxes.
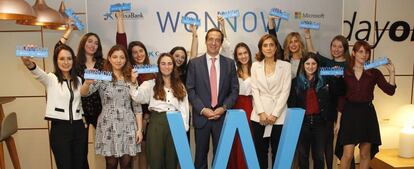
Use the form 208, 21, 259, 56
186, 54, 239, 128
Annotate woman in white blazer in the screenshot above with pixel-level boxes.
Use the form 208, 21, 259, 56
21, 44, 87, 169
250, 34, 292, 169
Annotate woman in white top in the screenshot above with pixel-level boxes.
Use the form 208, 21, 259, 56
227, 42, 254, 169
130, 53, 189, 169
250, 34, 292, 169
21, 44, 87, 169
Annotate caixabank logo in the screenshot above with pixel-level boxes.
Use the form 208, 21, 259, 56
103, 11, 144, 21
294, 11, 325, 19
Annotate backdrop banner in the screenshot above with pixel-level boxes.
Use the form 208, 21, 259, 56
87, 0, 342, 63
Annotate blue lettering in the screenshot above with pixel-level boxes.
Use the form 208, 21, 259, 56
156, 11, 180, 32
243, 11, 257, 32
205, 11, 218, 31
225, 17, 237, 32
260, 11, 269, 32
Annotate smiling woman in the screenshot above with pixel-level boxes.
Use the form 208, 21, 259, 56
129, 53, 189, 169
20, 44, 86, 169
250, 34, 291, 169
80, 45, 143, 169
287, 53, 345, 169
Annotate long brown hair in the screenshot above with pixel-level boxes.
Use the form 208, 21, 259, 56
127, 41, 150, 65
347, 40, 371, 71
103, 45, 132, 82
256, 34, 279, 62
283, 32, 306, 61
76, 33, 104, 65
330, 35, 350, 61
233, 42, 252, 77
153, 53, 186, 101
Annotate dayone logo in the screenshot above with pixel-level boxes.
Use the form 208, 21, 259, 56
104, 11, 143, 21
294, 11, 324, 19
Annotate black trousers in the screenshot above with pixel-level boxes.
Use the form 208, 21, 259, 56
325, 120, 334, 169
194, 117, 224, 169
50, 120, 88, 169
251, 121, 283, 169
82, 115, 98, 169
298, 115, 326, 169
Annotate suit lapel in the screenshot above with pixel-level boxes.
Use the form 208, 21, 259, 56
257, 61, 271, 93
200, 55, 211, 93
274, 61, 283, 87
218, 55, 226, 96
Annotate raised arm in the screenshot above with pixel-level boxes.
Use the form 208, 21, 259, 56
218, 16, 233, 58
304, 28, 317, 53
60, 23, 74, 44
268, 15, 277, 34
268, 16, 284, 60
116, 11, 125, 34
219, 16, 227, 39
115, 11, 128, 49
189, 24, 199, 59
384, 59, 396, 86
55, 20, 74, 50
376, 60, 396, 95
21, 56, 36, 70
21, 49, 51, 86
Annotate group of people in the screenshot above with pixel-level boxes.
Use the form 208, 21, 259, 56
20, 12, 396, 169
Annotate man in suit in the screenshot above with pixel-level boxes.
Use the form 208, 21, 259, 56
186, 28, 239, 169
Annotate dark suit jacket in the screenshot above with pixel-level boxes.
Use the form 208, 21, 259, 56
186, 54, 239, 128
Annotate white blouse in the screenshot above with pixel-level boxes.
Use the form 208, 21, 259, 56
129, 79, 190, 131
238, 77, 252, 96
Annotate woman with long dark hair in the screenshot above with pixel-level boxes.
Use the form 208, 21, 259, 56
21, 44, 87, 169
227, 42, 254, 169
58, 26, 105, 168
288, 53, 344, 169
81, 45, 143, 169
169, 25, 198, 83
130, 53, 189, 169
303, 29, 353, 169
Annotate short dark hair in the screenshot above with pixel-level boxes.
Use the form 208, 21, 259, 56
205, 28, 224, 44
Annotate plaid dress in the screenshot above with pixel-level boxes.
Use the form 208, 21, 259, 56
88, 80, 142, 157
